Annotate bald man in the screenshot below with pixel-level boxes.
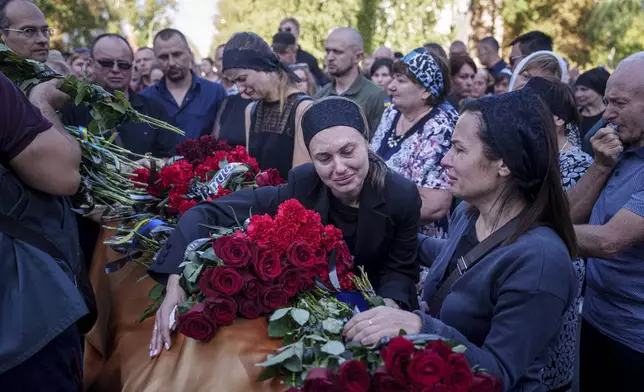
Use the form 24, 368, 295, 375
449, 40, 467, 58
374, 46, 394, 59
317, 27, 389, 133
0, 0, 50, 62
568, 52, 644, 392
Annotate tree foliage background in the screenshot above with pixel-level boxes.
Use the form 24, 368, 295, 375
35, 0, 176, 50
36, 0, 644, 69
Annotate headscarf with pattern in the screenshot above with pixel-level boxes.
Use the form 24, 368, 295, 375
401, 48, 445, 98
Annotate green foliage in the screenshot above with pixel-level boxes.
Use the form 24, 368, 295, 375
212, 0, 443, 59
33, 0, 112, 49
114, 0, 178, 48
501, 0, 644, 67
583, 0, 644, 68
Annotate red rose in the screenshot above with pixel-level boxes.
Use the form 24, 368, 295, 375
203, 295, 237, 325
447, 353, 472, 392
280, 265, 304, 297
336, 360, 371, 392
241, 269, 261, 298
271, 222, 299, 255
339, 272, 356, 291
321, 225, 344, 252
413, 384, 453, 392
408, 349, 448, 387
372, 366, 407, 392
199, 268, 218, 297
426, 340, 454, 360
260, 285, 289, 311
213, 235, 252, 268
177, 302, 217, 341
255, 168, 285, 187
470, 372, 502, 392
380, 336, 415, 382
246, 214, 276, 248
210, 266, 244, 296
286, 241, 317, 269
253, 247, 282, 282
237, 296, 262, 319
302, 368, 336, 392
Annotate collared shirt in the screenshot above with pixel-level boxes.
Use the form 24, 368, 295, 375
141, 72, 227, 141
316, 74, 389, 135
488, 59, 510, 78
584, 147, 644, 352
61, 90, 176, 158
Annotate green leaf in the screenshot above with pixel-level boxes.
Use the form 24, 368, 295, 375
283, 355, 303, 372
290, 309, 310, 326
75, 85, 87, 105
256, 366, 280, 382
320, 340, 345, 356
105, 101, 126, 114
452, 344, 467, 354
322, 318, 344, 334
305, 334, 328, 342
368, 296, 386, 308
148, 283, 164, 300
398, 329, 407, 336
267, 319, 290, 338
256, 345, 297, 367
269, 307, 293, 322
199, 247, 218, 262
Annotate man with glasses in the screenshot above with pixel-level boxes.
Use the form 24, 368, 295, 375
0, 0, 51, 62
508, 30, 553, 71
62, 34, 176, 159
278, 17, 327, 86
61, 33, 177, 281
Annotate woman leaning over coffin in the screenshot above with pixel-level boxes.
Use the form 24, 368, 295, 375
148, 97, 422, 356
344, 88, 578, 392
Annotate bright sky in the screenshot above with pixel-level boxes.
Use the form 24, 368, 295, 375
172, 0, 218, 59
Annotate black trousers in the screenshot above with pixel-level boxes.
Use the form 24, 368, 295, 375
580, 318, 644, 392
0, 326, 82, 392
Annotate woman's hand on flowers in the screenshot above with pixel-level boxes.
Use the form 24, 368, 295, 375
342, 306, 422, 346
150, 274, 186, 357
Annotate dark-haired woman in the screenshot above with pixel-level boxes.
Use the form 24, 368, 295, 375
447, 54, 477, 109
149, 97, 422, 356
370, 49, 457, 311
222, 32, 312, 179
344, 88, 578, 392
370, 57, 394, 91
524, 76, 592, 392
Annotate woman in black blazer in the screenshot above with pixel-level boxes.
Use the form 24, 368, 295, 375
148, 97, 421, 356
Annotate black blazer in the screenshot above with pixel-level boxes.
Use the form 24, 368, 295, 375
149, 163, 422, 308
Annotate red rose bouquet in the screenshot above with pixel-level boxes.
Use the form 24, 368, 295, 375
175, 199, 355, 342
130, 136, 284, 215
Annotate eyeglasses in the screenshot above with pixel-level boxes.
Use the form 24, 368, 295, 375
2, 27, 54, 38
279, 27, 292, 33
94, 59, 133, 71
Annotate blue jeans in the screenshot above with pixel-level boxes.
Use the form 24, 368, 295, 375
0, 325, 82, 391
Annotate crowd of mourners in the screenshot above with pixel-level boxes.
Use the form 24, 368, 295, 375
1, 0, 643, 391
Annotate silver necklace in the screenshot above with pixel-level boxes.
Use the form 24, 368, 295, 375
387, 108, 432, 148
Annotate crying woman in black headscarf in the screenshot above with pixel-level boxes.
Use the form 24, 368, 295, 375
148, 97, 423, 355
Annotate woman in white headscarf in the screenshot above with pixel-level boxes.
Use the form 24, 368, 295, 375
509, 51, 581, 146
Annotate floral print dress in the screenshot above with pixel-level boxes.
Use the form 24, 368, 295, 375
542, 146, 593, 391
370, 102, 458, 311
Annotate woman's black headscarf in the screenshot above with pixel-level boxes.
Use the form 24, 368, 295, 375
466, 89, 552, 190
301, 98, 368, 149
524, 76, 579, 124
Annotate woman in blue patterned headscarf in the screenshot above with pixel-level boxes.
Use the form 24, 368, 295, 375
370, 48, 458, 311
